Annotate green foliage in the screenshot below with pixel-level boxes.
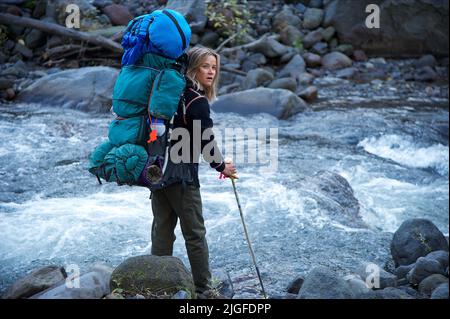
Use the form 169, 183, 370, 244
23, 0, 36, 10
0, 26, 8, 48
293, 36, 304, 52
206, 0, 254, 45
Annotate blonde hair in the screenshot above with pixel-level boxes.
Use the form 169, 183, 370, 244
186, 46, 220, 102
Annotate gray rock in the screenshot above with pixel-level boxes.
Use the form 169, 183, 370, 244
297, 267, 355, 299
407, 257, 446, 285
272, 7, 302, 33
286, 276, 304, 294
268, 77, 297, 92
321, 52, 353, 70
425, 250, 449, 269
246, 36, 289, 58
199, 31, 220, 48
102, 4, 132, 26
166, 0, 207, 33
278, 54, 306, 78
323, 0, 449, 57
32, 266, 112, 299
280, 49, 298, 64
269, 293, 298, 299
17, 66, 119, 113
391, 218, 448, 267
321, 26, 336, 42
279, 25, 303, 47
303, 29, 324, 49
211, 88, 308, 119
303, 8, 324, 29
13, 43, 33, 60
243, 68, 274, 89
414, 66, 438, 82
2, 266, 66, 299
311, 42, 328, 55
342, 274, 371, 297
335, 44, 354, 57
356, 262, 398, 290
1, 60, 28, 78
414, 54, 438, 68
395, 263, 415, 280
368, 287, 414, 299
418, 274, 448, 296
431, 282, 449, 299
110, 255, 195, 299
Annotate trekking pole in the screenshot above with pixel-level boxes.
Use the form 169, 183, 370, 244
229, 176, 268, 299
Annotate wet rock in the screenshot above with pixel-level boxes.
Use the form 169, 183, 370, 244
298, 72, 315, 85
243, 68, 274, 89
297, 266, 355, 299
110, 255, 195, 299
171, 290, 189, 299
335, 67, 357, 79
407, 257, 447, 285
269, 293, 298, 299
286, 276, 304, 294
321, 52, 353, 70
2, 265, 66, 299
32, 264, 113, 299
102, 4, 133, 26
1, 60, 28, 78
268, 77, 297, 92
298, 86, 318, 102
418, 274, 448, 296
425, 250, 449, 270
303, 8, 324, 29
395, 263, 415, 280
211, 88, 308, 119
390, 218, 448, 267
17, 66, 119, 113
431, 283, 449, 299
342, 274, 371, 297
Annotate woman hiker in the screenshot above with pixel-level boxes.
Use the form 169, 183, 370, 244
150, 46, 237, 298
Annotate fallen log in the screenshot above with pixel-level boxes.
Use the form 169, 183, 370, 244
0, 13, 123, 53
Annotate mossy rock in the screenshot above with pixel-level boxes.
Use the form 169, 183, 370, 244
110, 255, 195, 299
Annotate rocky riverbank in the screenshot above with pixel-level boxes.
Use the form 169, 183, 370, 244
2, 218, 448, 299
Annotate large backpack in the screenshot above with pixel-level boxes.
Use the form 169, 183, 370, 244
88, 9, 192, 191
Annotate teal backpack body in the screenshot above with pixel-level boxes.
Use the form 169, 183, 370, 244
88, 52, 188, 190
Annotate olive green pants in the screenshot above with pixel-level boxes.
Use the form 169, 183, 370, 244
150, 183, 211, 292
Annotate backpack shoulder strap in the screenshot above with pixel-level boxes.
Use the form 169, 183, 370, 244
183, 88, 207, 125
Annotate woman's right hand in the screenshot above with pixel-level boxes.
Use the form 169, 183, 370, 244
222, 162, 238, 179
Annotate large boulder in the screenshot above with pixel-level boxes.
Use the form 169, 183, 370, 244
211, 88, 308, 119
2, 266, 66, 299
243, 68, 274, 90
17, 67, 119, 113
407, 257, 447, 285
323, 0, 449, 57
110, 255, 196, 299
391, 219, 448, 267
297, 267, 355, 299
431, 282, 449, 299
